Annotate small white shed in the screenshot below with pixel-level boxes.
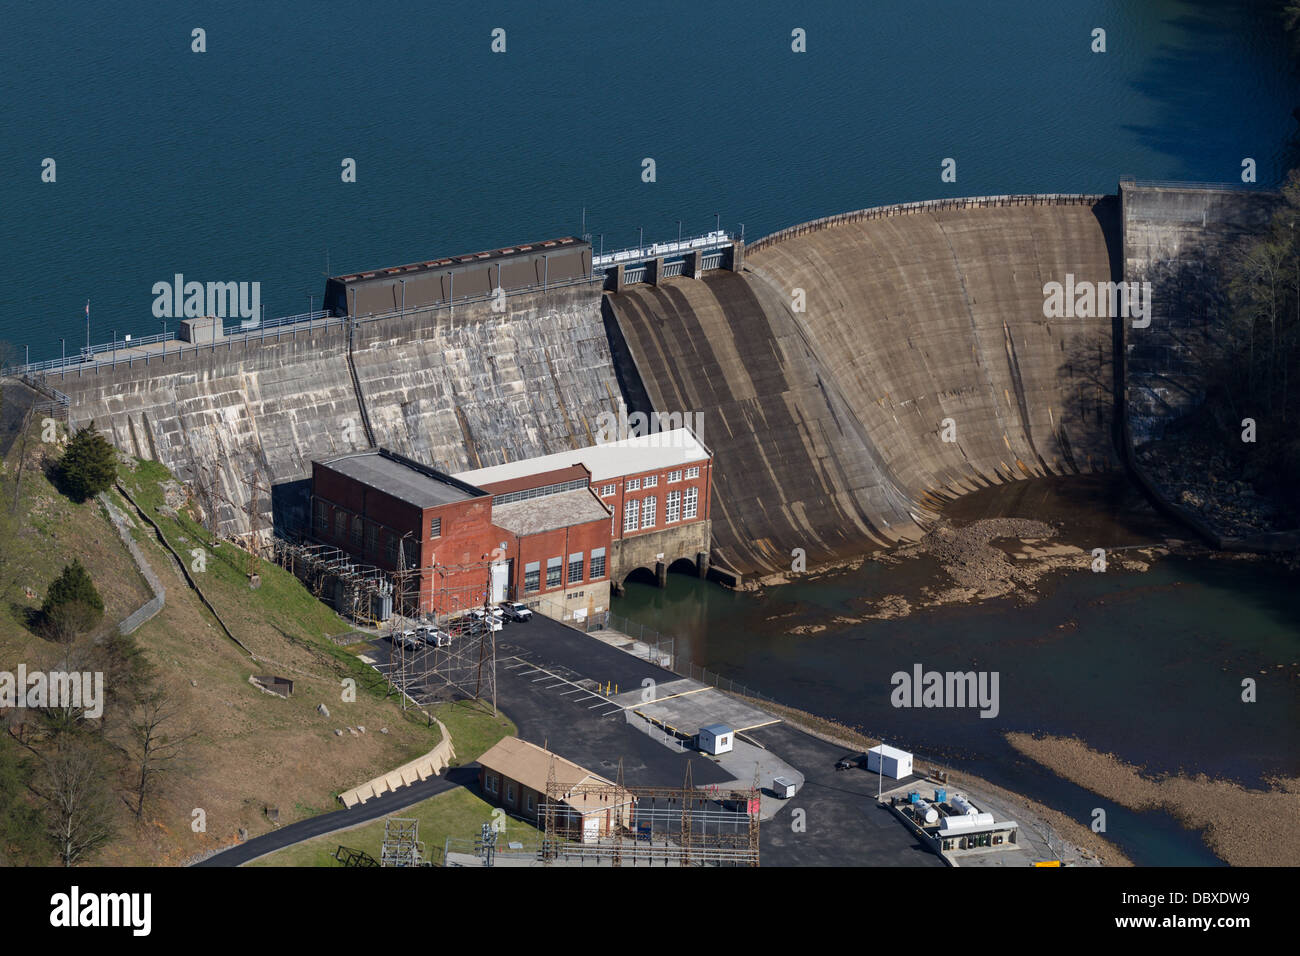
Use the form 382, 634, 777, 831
866, 744, 913, 779
698, 723, 734, 755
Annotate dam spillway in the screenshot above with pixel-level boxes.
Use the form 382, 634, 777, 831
604, 196, 1123, 576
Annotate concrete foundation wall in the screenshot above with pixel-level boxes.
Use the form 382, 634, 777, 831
352, 282, 618, 472
61, 324, 363, 539
606, 197, 1121, 575
611, 519, 711, 584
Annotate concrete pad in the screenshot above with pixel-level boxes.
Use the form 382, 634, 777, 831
631, 682, 781, 736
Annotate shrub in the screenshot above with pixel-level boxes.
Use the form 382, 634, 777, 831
59, 427, 117, 502
41, 560, 104, 641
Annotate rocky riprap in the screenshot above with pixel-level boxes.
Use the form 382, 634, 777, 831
1137, 442, 1284, 537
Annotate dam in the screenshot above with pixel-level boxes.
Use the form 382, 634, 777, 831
18, 182, 1275, 584
606, 195, 1122, 575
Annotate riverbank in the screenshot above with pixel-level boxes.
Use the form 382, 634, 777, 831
1007, 732, 1300, 866
738, 694, 1132, 867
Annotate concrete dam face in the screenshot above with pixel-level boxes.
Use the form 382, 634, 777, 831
605, 197, 1123, 576
61, 281, 620, 539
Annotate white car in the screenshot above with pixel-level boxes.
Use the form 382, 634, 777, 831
468, 608, 504, 631
389, 629, 421, 651
498, 602, 533, 622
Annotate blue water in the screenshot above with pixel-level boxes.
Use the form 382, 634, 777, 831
2, 0, 1297, 360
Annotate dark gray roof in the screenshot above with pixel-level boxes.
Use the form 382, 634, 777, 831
319, 450, 482, 509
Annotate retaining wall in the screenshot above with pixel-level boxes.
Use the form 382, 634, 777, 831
337, 720, 455, 808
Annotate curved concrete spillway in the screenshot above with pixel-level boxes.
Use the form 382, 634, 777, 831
606, 197, 1123, 576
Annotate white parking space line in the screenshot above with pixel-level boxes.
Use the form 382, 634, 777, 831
505, 656, 620, 708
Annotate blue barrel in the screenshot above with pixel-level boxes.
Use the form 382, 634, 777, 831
935, 788, 947, 804
908, 791, 920, 804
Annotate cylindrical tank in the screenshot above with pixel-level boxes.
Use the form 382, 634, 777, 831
951, 792, 979, 815
914, 799, 939, 825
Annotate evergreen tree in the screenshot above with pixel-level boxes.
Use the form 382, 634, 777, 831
41, 560, 104, 641
0, 734, 47, 865
58, 426, 117, 502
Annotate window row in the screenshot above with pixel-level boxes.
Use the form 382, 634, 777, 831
599, 469, 704, 498
314, 500, 420, 567
620, 487, 699, 533
523, 547, 606, 594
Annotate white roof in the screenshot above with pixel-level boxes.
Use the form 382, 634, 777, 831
938, 812, 1016, 834
455, 428, 709, 486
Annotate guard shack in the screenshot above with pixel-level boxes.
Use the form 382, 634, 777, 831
698, 723, 734, 755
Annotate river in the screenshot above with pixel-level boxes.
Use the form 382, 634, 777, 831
614, 476, 1300, 866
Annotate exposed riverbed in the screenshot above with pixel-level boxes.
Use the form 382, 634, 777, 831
614, 475, 1300, 865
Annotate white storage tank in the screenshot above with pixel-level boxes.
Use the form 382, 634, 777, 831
698, 723, 734, 755
938, 812, 997, 834
866, 744, 913, 779
950, 792, 979, 815
914, 799, 939, 825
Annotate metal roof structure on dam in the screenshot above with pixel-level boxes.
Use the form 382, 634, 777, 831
325, 236, 592, 317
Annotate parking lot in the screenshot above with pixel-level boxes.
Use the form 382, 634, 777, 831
365, 611, 946, 865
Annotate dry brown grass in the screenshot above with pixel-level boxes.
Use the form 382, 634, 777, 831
1007, 732, 1300, 867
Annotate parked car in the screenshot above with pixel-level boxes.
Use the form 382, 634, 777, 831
422, 627, 452, 647
468, 607, 505, 631
388, 629, 421, 651
498, 602, 533, 622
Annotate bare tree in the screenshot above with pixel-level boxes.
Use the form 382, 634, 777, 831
42, 600, 102, 645
34, 739, 116, 867
125, 689, 193, 821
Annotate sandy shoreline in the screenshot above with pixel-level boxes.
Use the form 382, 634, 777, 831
1007, 732, 1300, 866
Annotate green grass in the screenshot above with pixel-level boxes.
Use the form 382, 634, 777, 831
246, 786, 542, 867
117, 457, 346, 637
429, 699, 516, 765
112, 458, 410, 704
0, 417, 152, 645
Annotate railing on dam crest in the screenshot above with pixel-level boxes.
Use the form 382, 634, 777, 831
745, 193, 1114, 254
